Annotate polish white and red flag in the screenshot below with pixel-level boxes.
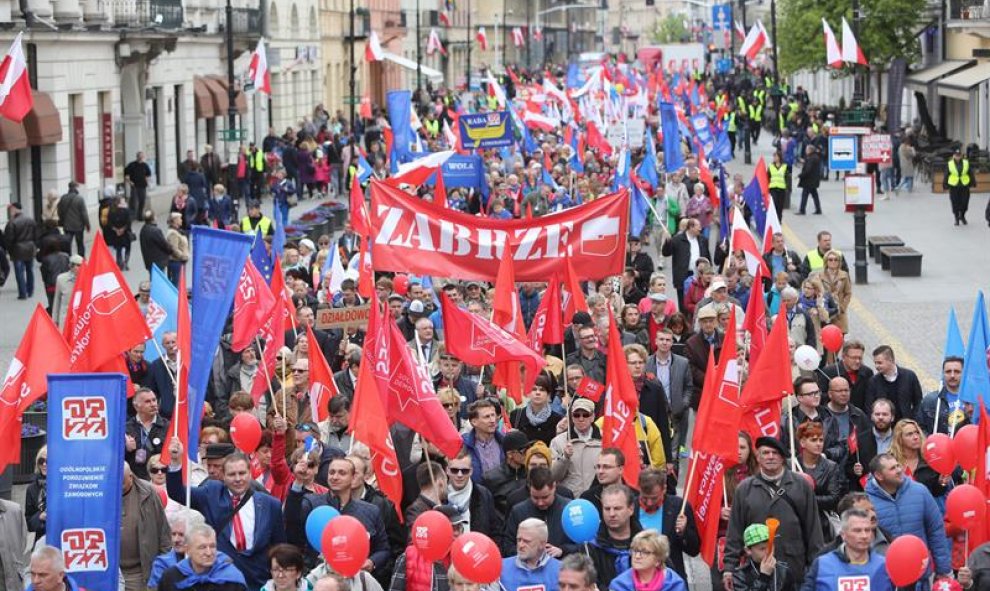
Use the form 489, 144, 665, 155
247, 38, 272, 94
476, 27, 489, 50
512, 27, 525, 47
738, 23, 766, 60
0, 32, 33, 122
734, 20, 746, 41
426, 28, 447, 56
365, 30, 385, 62
822, 19, 842, 68
841, 17, 868, 65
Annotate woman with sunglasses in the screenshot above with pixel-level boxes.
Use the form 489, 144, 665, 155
438, 387, 469, 433
25, 445, 47, 542
146, 454, 184, 519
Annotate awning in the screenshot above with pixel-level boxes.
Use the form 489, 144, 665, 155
905, 60, 975, 91
193, 77, 215, 119
0, 118, 27, 151
208, 76, 248, 115
23, 91, 63, 146
202, 76, 230, 115
381, 52, 444, 84
938, 61, 990, 100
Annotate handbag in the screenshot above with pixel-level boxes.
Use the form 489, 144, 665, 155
286, 194, 299, 207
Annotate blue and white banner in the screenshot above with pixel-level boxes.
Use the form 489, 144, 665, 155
438, 154, 489, 198
47, 373, 126, 591
188, 227, 252, 460
457, 111, 515, 149
691, 114, 715, 155
145, 265, 178, 362
387, 90, 415, 170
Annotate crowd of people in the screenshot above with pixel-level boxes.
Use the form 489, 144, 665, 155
1, 55, 987, 591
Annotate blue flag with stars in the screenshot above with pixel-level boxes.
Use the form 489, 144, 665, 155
250, 229, 273, 284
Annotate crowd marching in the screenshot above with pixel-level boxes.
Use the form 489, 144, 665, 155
1, 51, 989, 591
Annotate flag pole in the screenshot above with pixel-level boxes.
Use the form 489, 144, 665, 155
281, 354, 288, 419
174, 350, 181, 439
679, 451, 697, 517
255, 336, 281, 418
786, 397, 800, 472
933, 396, 941, 435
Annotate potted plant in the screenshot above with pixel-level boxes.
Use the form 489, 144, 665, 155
16, 401, 47, 484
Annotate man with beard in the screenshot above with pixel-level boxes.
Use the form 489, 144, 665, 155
917, 356, 967, 436
846, 398, 896, 492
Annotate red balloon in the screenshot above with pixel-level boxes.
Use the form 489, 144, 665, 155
954, 425, 980, 471
885, 534, 930, 586
321, 515, 370, 577
412, 510, 454, 562
229, 414, 263, 453
820, 325, 843, 353
946, 484, 987, 531
393, 274, 410, 297
451, 532, 502, 584
923, 433, 956, 476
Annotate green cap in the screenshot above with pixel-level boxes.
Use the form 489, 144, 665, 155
743, 524, 770, 547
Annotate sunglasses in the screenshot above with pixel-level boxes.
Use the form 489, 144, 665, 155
448, 467, 471, 475
37, 458, 46, 465
148, 466, 166, 475
442, 402, 458, 409
572, 411, 592, 418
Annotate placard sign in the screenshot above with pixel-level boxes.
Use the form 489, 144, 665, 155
860, 133, 892, 164
843, 174, 874, 212
315, 304, 371, 330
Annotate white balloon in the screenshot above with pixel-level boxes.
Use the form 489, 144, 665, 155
794, 345, 821, 371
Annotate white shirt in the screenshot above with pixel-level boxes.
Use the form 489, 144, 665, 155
230, 490, 256, 551
688, 234, 701, 273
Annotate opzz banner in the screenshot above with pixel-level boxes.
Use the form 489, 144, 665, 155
457, 111, 515, 149
47, 373, 126, 591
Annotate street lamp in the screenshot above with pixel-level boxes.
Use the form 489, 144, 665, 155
416, 0, 422, 91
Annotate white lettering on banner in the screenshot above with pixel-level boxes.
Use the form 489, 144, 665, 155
837, 576, 870, 591
377, 434, 400, 477
447, 163, 471, 171
751, 406, 780, 437
438, 221, 472, 256
518, 586, 547, 591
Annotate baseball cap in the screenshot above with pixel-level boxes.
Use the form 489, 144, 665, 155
696, 305, 717, 320
408, 300, 425, 314
572, 398, 596, 414
502, 429, 529, 453
69, 255, 84, 266
648, 292, 668, 302
388, 293, 405, 302
711, 279, 728, 291
743, 523, 770, 547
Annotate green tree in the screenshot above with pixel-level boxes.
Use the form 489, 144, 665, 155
778, 0, 925, 75
652, 15, 690, 44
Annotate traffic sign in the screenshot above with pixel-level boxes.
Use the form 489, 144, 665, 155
829, 135, 859, 171
220, 129, 247, 142
712, 4, 732, 31
343, 95, 360, 105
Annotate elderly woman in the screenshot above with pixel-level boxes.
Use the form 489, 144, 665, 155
25, 445, 47, 542
262, 544, 312, 591
509, 374, 563, 445
148, 510, 206, 590
796, 420, 846, 539
811, 250, 852, 334
891, 418, 953, 500
610, 530, 687, 591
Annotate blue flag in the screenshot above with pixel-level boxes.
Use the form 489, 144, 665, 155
356, 153, 373, 183
250, 229, 273, 284
659, 102, 685, 172
960, 292, 990, 405
387, 90, 414, 169
272, 210, 286, 259
47, 373, 126, 591
612, 149, 631, 192
742, 176, 767, 237
638, 128, 659, 189
145, 265, 179, 362
522, 124, 538, 155
945, 307, 966, 360
713, 128, 733, 162
630, 183, 649, 237
188, 227, 252, 460
566, 63, 583, 89
718, 163, 731, 237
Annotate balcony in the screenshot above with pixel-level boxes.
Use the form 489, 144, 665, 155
229, 7, 261, 37
343, 10, 369, 40
383, 9, 406, 33
111, 0, 183, 29
948, 0, 990, 36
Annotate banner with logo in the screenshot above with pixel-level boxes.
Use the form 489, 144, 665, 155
457, 111, 515, 149
438, 154, 488, 198
145, 265, 178, 362
370, 181, 629, 281
46, 372, 126, 591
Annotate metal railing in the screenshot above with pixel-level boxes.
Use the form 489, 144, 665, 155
949, 0, 990, 20
111, 0, 183, 28
229, 7, 261, 35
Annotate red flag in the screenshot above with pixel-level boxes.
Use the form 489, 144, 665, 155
433, 169, 448, 208
441, 292, 547, 392
0, 305, 71, 472
251, 259, 287, 402
741, 265, 768, 368
67, 233, 151, 371
232, 259, 276, 352
0, 34, 34, 123
575, 376, 605, 403
975, 400, 990, 496
562, 251, 589, 323
847, 425, 859, 455
526, 277, 564, 349
161, 272, 191, 482
356, 236, 374, 300
691, 309, 742, 462
739, 312, 793, 407
350, 311, 404, 521
492, 244, 527, 402
740, 399, 781, 442
247, 39, 272, 95
603, 310, 642, 489
350, 175, 370, 238
684, 451, 727, 565
307, 325, 338, 423
586, 121, 613, 156
698, 159, 719, 211
367, 300, 464, 458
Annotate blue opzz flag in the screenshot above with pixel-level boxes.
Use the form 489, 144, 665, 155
637, 128, 659, 188
659, 102, 684, 172
960, 292, 990, 405
387, 90, 414, 169
188, 227, 252, 459
47, 373, 126, 591
145, 265, 179, 362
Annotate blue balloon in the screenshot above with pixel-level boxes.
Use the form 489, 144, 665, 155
305, 506, 341, 551
562, 499, 600, 544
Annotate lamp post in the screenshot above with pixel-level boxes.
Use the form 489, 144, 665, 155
349, 0, 356, 163
225, 0, 237, 146
466, 0, 471, 89
494, 13, 500, 70
416, 0, 422, 91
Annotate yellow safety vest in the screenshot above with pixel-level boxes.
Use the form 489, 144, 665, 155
486, 95, 498, 111
241, 215, 272, 235
726, 112, 736, 133
768, 163, 788, 189
749, 104, 762, 121
805, 248, 841, 271
250, 150, 265, 172
737, 96, 747, 111
948, 159, 970, 186
425, 119, 439, 138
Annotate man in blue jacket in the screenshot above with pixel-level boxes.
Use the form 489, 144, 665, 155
865, 453, 952, 584
500, 518, 562, 591
801, 508, 892, 591
165, 440, 285, 591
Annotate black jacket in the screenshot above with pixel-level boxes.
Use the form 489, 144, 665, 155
818, 363, 874, 415
508, 407, 564, 446
646, 494, 701, 579
483, 462, 527, 516
799, 154, 822, 189
864, 366, 924, 423
25, 475, 45, 541
732, 558, 797, 591
125, 415, 170, 480
502, 494, 575, 557
588, 520, 643, 589
4, 213, 36, 261
662, 231, 711, 290
637, 379, 673, 462
140, 222, 172, 272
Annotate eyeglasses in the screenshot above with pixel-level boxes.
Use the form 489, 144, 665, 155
572, 411, 593, 418
448, 467, 471, 475
631, 549, 656, 557
442, 402, 458, 409
37, 458, 46, 465
272, 567, 298, 576
148, 466, 166, 475
799, 390, 821, 397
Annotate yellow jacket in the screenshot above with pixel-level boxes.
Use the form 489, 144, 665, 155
595, 414, 666, 470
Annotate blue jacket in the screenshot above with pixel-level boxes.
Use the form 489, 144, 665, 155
148, 549, 181, 589
27, 575, 82, 591
800, 545, 892, 591
165, 471, 286, 590
609, 567, 687, 591
865, 475, 951, 574
499, 553, 561, 591
462, 429, 505, 483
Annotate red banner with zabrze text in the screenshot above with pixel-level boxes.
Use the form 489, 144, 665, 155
369, 181, 629, 282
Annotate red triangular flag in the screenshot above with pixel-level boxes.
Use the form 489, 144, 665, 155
847, 425, 859, 455
739, 311, 793, 408
691, 309, 742, 462
251, 259, 287, 402
350, 175, 370, 238
603, 309, 642, 489
0, 305, 71, 472
684, 452, 726, 565
492, 244, 527, 403
526, 276, 563, 349
306, 325, 338, 423
562, 251, 589, 323
356, 236, 374, 300
161, 271, 191, 482
741, 264, 768, 367
232, 259, 276, 352
433, 170, 448, 209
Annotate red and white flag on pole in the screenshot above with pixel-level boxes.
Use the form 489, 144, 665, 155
738, 23, 766, 60
757, 20, 772, 48
733, 20, 746, 41
0, 32, 32, 122
729, 208, 769, 278
248, 38, 272, 95
306, 325, 338, 423
822, 19, 843, 68
533, 27, 543, 42
511, 27, 525, 47
841, 17, 868, 65
603, 309, 642, 490
365, 31, 385, 62
476, 27, 489, 51
426, 28, 447, 56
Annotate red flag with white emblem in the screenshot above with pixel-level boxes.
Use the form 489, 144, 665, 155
232, 259, 276, 352
603, 309, 641, 489
306, 324, 338, 423
251, 259, 288, 402
526, 277, 564, 349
